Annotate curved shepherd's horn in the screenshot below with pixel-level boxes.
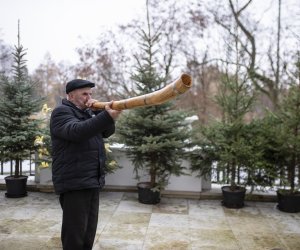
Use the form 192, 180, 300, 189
91, 73, 192, 110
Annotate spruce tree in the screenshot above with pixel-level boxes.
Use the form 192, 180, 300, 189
0, 29, 43, 178
190, 74, 256, 189
117, 11, 190, 190
274, 53, 300, 193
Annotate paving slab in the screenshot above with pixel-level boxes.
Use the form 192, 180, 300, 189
0, 191, 299, 250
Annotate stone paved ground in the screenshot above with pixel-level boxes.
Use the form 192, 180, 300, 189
0, 191, 300, 250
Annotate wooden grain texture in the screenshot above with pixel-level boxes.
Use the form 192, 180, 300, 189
92, 73, 192, 110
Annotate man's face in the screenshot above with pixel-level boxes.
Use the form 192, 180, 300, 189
68, 87, 93, 109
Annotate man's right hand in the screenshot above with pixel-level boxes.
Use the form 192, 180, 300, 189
105, 101, 122, 120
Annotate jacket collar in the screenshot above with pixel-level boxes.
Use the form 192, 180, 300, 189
62, 98, 83, 111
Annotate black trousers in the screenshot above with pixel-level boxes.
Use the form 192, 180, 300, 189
59, 188, 100, 250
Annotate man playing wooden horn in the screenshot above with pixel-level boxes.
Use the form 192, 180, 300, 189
50, 79, 121, 250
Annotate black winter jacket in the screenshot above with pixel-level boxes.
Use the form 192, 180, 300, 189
50, 99, 115, 194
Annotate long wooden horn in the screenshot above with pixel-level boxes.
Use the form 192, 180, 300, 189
92, 73, 192, 110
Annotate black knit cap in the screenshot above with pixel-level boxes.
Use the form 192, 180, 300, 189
66, 79, 95, 94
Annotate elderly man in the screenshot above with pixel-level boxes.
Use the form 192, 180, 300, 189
50, 79, 121, 250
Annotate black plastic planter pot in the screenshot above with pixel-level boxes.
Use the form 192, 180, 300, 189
277, 190, 300, 213
221, 185, 246, 209
4, 175, 28, 198
137, 182, 160, 204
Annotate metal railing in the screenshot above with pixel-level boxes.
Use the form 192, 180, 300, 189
0, 153, 36, 176
210, 162, 299, 190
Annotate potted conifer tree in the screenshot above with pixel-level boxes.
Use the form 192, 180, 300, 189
273, 55, 300, 212
0, 28, 43, 198
190, 72, 256, 208
117, 8, 190, 204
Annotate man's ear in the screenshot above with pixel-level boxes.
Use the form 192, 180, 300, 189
67, 93, 73, 100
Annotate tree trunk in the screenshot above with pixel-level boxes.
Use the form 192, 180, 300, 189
150, 166, 156, 188
14, 158, 20, 178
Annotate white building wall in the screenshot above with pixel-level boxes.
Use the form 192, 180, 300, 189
26, 145, 211, 193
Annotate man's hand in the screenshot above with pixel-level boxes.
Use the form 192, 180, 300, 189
105, 101, 122, 120
85, 99, 98, 111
